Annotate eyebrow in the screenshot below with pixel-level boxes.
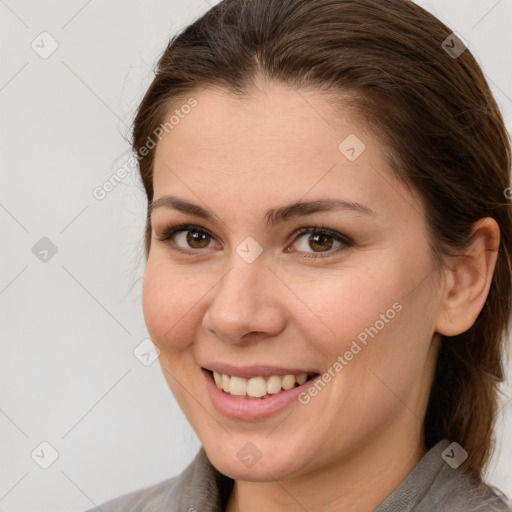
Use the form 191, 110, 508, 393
149, 195, 376, 227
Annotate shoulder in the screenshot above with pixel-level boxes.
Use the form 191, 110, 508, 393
376, 440, 512, 512
83, 475, 179, 512
420, 464, 512, 512
81, 446, 232, 512
443, 480, 511, 512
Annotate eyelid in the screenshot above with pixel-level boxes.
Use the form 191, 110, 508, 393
155, 222, 353, 257
155, 223, 218, 252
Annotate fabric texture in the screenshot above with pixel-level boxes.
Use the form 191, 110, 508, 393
85, 439, 511, 512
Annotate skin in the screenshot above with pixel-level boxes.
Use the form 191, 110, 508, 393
143, 77, 500, 512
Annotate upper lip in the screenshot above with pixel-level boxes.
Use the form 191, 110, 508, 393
202, 362, 319, 379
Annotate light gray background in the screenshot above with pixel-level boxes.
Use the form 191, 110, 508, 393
1, 1, 511, 511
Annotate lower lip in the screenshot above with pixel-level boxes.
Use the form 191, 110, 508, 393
202, 368, 320, 421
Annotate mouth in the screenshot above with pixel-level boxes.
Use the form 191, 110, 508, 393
201, 366, 323, 421
205, 368, 320, 400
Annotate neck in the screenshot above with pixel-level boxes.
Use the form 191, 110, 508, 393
225, 426, 426, 512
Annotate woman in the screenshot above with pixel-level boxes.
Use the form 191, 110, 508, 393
86, 0, 512, 510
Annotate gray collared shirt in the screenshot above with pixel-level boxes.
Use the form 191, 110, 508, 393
85, 439, 511, 511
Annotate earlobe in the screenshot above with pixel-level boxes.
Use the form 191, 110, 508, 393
435, 217, 500, 337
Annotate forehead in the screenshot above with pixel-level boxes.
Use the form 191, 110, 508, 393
155, 82, 360, 156
151, 83, 421, 223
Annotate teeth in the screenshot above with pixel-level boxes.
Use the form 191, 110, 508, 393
229, 376, 247, 396
296, 373, 308, 385
221, 373, 230, 393
247, 377, 267, 397
266, 375, 282, 394
212, 371, 311, 398
281, 374, 296, 390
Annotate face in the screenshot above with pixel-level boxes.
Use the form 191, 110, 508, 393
143, 79, 445, 482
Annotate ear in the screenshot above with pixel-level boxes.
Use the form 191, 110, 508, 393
435, 217, 500, 337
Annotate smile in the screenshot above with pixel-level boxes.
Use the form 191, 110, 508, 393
202, 368, 322, 421
211, 371, 317, 399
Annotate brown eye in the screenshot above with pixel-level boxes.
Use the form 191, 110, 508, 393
307, 233, 334, 252
173, 228, 214, 250
289, 227, 353, 258
184, 230, 211, 249
157, 223, 353, 259
156, 224, 217, 252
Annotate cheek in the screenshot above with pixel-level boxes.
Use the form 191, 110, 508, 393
319, 267, 437, 410
142, 259, 201, 352
297, 255, 434, 390
292, 265, 407, 358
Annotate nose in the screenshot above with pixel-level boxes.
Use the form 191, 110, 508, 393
201, 255, 287, 344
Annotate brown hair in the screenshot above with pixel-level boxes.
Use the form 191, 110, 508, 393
131, 0, 512, 478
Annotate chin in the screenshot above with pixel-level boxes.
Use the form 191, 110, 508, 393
203, 441, 306, 482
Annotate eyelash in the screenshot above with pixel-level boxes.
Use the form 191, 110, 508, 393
155, 223, 354, 259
